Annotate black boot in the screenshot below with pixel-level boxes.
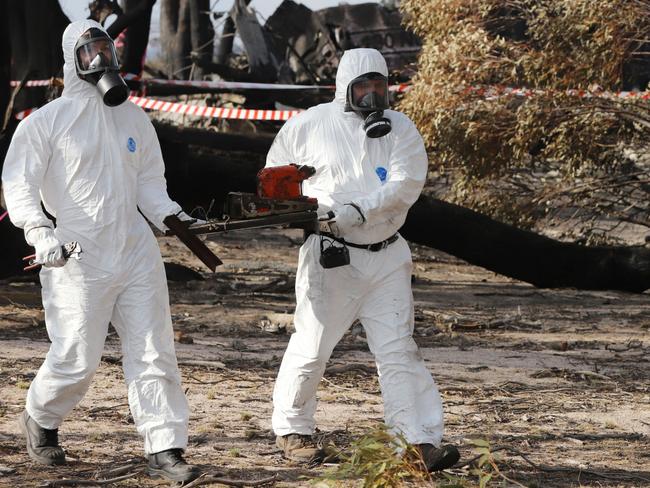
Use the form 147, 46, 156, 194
18, 410, 66, 465
415, 443, 460, 472
147, 448, 200, 483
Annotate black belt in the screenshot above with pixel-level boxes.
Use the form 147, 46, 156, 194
320, 232, 399, 252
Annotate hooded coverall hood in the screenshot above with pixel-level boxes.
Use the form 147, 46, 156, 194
62, 19, 109, 102
334, 48, 389, 108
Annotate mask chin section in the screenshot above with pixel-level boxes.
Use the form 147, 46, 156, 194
363, 111, 392, 138
96, 72, 129, 107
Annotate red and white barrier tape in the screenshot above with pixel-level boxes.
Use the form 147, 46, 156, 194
15, 108, 38, 120
389, 83, 410, 93
10, 80, 53, 87
11, 77, 410, 92
129, 95, 301, 120
11, 79, 648, 121
14, 99, 298, 122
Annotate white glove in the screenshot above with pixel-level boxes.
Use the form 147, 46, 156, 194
177, 211, 207, 226
325, 203, 365, 238
26, 227, 66, 268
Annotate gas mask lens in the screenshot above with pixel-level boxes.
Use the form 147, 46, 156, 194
75, 39, 119, 72
352, 79, 388, 110
345, 72, 392, 138
347, 73, 389, 112
74, 29, 128, 107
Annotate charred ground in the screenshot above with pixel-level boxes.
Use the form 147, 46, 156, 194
0, 228, 649, 487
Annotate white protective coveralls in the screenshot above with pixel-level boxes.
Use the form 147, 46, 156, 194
267, 48, 444, 446
1, 20, 189, 454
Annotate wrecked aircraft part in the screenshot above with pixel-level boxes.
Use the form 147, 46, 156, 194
200, 1, 420, 91
231, 0, 281, 83
186, 1, 419, 106
265, 0, 341, 84
317, 3, 421, 78
264, 1, 421, 85
190, 0, 282, 86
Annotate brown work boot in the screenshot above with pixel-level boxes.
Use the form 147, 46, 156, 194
18, 410, 66, 466
276, 433, 325, 463
413, 443, 460, 472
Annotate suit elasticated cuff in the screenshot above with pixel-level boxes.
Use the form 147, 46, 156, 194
346, 202, 366, 223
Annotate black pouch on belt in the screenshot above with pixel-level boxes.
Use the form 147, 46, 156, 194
319, 235, 350, 269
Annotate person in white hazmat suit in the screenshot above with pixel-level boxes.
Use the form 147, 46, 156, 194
1, 20, 200, 483
266, 48, 460, 472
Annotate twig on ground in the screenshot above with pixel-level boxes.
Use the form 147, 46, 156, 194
87, 403, 129, 414
187, 374, 265, 385
100, 355, 122, 365
188, 374, 230, 385
320, 377, 353, 402
325, 364, 375, 376
284, 235, 303, 246
250, 277, 291, 293
457, 445, 650, 483
0, 296, 30, 309
93, 461, 143, 479
40, 470, 142, 487
506, 446, 650, 483
183, 473, 278, 487
574, 370, 612, 381
0, 464, 16, 475
455, 446, 510, 468
178, 360, 227, 369
321, 377, 357, 392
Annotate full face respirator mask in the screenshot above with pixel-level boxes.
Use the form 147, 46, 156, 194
345, 72, 391, 138
73, 28, 128, 107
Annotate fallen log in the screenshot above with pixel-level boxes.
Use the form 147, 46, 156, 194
0, 207, 31, 279
153, 121, 274, 153
401, 195, 650, 293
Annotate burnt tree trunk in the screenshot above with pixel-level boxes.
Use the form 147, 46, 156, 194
108, 0, 157, 76
0, 0, 10, 123
1, 0, 68, 178
214, 11, 236, 64
160, 0, 213, 79
2, 0, 68, 120
188, 0, 213, 79
400, 196, 650, 293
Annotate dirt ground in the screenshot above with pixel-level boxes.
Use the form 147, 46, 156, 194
1, 228, 649, 487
